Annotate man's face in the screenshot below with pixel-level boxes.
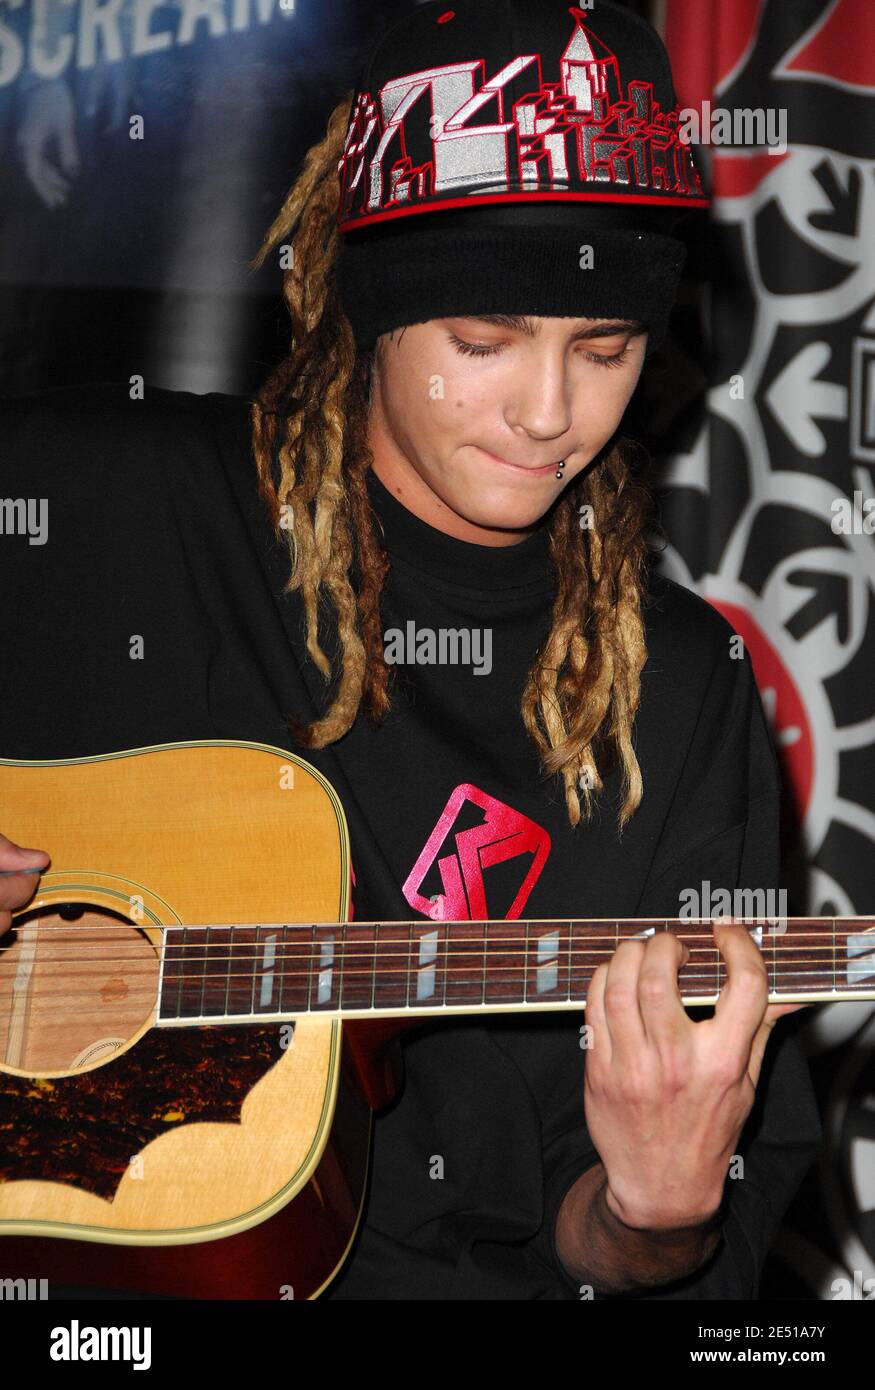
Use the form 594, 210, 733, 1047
367, 313, 649, 546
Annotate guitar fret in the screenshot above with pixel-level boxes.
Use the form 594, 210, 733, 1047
159, 926, 184, 1021
276, 925, 309, 1014
484, 920, 526, 1005
339, 924, 376, 1010
201, 925, 230, 1017
687, 919, 720, 1002
224, 925, 233, 1019
371, 925, 376, 1011
177, 924, 189, 1017
306, 926, 315, 1013
411, 921, 445, 1007
441, 926, 448, 1008
179, 924, 207, 1019
845, 918, 875, 990
338, 923, 347, 1010
278, 924, 288, 1009
568, 921, 587, 1002
774, 918, 831, 995
372, 923, 409, 1010
222, 925, 254, 1017
441, 921, 483, 1007
254, 925, 281, 1015
311, 925, 340, 1011
198, 927, 209, 1017
528, 920, 571, 1002
247, 926, 257, 1018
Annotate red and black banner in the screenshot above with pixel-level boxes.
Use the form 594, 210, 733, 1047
661, 0, 875, 1298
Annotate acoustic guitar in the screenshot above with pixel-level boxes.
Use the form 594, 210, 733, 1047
0, 740, 872, 1298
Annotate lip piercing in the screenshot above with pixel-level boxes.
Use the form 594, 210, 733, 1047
556, 459, 566, 479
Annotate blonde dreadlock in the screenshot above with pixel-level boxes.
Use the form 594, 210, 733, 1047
250, 92, 655, 834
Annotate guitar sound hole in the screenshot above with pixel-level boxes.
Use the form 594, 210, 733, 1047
0, 905, 159, 1076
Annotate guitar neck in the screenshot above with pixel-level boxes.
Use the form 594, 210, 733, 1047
155, 916, 875, 1024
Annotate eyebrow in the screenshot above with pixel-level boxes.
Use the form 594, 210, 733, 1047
454, 314, 646, 341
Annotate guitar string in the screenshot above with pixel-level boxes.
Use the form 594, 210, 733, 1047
0, 967, 862, 1000
17, 920, 871, 934
5, 923, 872, 941
1, 957, 866, 999
0, 940, 870, 972
0, 939, 870, 967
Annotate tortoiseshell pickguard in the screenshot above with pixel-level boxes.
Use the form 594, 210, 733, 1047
0, 1025, 286, 1201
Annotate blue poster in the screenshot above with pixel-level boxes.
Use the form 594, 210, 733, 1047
0, 1, 407, 289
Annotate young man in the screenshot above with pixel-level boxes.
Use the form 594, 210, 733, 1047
0, 0, 821, 1299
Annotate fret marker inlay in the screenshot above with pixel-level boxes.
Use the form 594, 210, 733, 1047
259, 933, 278, 1008
536, 930, 560, 993
847, 933, 875, 985
416, 930, 439, 1001
318, 937, 335, 1005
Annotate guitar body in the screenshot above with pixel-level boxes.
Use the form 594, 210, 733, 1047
0, 740, 404, 1299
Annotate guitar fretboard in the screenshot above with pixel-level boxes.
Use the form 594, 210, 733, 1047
156, 917, 875, 1024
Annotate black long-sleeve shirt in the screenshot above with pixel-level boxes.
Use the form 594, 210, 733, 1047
0, 381, 822, 1299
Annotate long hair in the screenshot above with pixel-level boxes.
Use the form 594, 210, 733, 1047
250, 93, 656, 833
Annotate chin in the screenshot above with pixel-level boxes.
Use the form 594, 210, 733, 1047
461, 489, 556, 533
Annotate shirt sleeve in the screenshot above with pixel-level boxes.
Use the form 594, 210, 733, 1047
542, 648, 822, 1300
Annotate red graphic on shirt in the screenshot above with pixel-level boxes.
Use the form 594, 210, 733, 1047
403, 784, 551, 921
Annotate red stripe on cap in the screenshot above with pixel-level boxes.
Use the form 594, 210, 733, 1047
339, 188, 712, 232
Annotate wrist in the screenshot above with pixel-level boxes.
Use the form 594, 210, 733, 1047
602, 1179, 723, 1238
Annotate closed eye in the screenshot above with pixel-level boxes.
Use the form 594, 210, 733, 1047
448, 334, 632, 369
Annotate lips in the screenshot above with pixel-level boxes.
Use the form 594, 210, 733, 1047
478, 447, 559, 473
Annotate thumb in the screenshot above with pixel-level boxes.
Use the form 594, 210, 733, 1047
747, 1014, 778, 1089
748, 1002, 809, 1087
765, 1001, 809, 1021
0, 835, 50, 870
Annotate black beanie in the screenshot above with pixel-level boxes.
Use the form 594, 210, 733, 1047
334, 0, 709, 357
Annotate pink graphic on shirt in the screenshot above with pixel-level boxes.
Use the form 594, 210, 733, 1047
403, 784, 551, 921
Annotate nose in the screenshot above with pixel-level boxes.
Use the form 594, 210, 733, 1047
504, 348, 573, 443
